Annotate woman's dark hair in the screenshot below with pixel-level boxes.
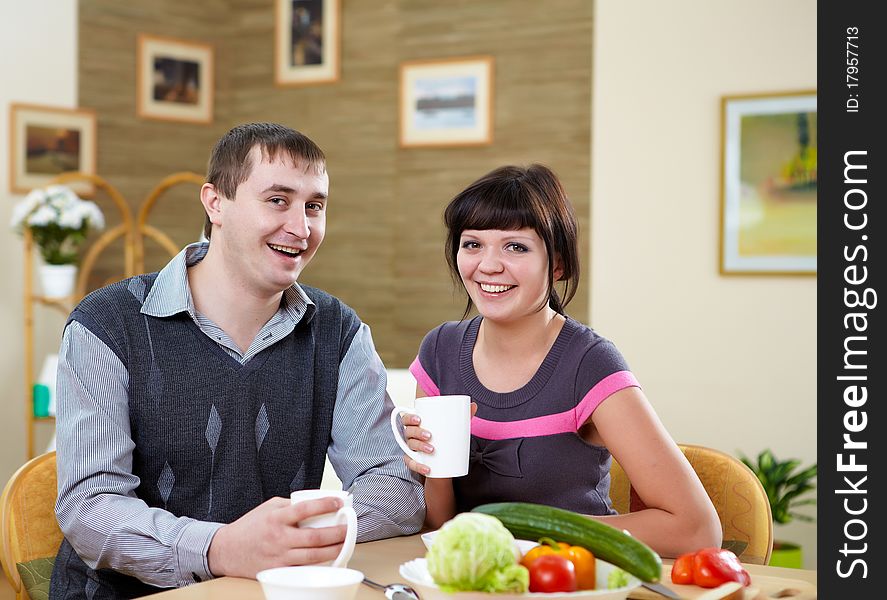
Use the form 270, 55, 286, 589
444, 164, 580, 319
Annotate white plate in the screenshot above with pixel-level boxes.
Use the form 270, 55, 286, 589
421, 529, 537, 556
400, 557, 641, 600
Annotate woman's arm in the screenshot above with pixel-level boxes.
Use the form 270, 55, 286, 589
586, 387, 722, 557
402, 386, 458, 529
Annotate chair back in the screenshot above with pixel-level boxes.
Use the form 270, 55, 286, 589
609, 444, 773, 564
1, 452, 62, 599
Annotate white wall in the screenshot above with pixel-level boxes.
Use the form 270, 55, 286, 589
592, 0, 817, 567
1, 2, 79, 482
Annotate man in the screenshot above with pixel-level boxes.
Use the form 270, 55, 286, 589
50, 123, 425, 598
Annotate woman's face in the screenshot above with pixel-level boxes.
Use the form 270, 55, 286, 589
456, 227, 552, 324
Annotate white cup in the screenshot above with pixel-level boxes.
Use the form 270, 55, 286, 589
390, 395, 471, 478
290, 489, 357, 568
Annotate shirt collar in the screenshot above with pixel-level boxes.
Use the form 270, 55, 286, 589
141, 241, 315, 323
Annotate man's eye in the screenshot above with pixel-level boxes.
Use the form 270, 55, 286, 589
307, 202, 324, 211
270, 197, 287, 205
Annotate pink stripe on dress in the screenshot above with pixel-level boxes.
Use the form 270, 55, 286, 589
574, 370, 640, 427
409, 358, 440, 397
471, 370, 640, 440
471, 411, 577, 440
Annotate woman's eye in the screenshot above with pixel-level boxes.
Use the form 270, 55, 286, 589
461, 241, 480, 249
507, 243, 528, 252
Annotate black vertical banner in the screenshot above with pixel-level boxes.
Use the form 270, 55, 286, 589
818, 2, 885, 597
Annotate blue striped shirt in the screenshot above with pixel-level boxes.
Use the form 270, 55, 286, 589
55, 243, 424, 588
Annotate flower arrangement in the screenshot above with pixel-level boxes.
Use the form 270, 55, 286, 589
10, 185, 105, 265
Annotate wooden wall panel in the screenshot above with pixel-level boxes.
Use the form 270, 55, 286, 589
79, 0, 591, 367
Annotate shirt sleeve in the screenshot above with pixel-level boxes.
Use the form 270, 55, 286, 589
55, 320, 222, 588
408, 325, 442, 397
326, 323, 426, 541
573, 339, 641, 427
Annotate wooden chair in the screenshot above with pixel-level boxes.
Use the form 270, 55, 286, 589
609, 443, 773, 565
1, 452, 63, 600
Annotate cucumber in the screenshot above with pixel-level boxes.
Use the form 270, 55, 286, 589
472, 502, 662, 583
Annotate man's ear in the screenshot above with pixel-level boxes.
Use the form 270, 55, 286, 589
200, 183, 224, 228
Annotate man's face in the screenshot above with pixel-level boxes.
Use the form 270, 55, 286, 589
212, 147, 329, 297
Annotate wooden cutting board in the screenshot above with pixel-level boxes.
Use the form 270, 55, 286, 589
628, 566, 817, 600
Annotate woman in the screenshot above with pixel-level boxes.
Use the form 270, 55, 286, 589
403, 164, 721, 557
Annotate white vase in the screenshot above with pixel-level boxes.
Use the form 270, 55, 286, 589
39, 264, 78, 299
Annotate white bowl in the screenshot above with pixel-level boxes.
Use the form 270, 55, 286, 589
400, 557, 641, 600
421, 529, 537, 556
256, 566, 364, 600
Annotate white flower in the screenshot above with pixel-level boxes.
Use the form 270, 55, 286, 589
58, 204, 87, 229
83, 201, 105, 230
10, 185, 105, 233
27, 205, 58, 227
9, 189, 47, 229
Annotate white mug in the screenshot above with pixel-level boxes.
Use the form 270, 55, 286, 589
390, 395, 471, 478
290, 489, 357, 568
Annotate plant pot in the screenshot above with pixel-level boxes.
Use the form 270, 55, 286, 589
39, 264, 78, 299
768, 540, 803, 568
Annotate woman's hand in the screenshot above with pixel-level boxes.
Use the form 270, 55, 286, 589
402, 413, 434, 476
401, 402, 477, 476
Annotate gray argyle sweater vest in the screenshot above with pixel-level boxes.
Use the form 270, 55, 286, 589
50, 273, 360, 599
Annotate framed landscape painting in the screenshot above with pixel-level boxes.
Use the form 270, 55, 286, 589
720, 91, 817, 275
399, 56, 494, 148
137, 34, 214, 124
8, 103, 97, 196
275, 0, 340, 86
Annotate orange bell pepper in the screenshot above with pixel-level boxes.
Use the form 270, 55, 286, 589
671, 552, 695, 585
521, 538, 597, 590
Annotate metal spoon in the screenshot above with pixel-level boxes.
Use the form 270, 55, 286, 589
362, 577, 421, 600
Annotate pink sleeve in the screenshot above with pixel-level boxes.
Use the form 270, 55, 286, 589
574, 371, 640, 427
409, 357, 440, 397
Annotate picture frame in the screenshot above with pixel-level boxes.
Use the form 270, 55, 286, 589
137, 34, 214, 124
8, 103, 97, 196
275, 0, 341, 86
719, 91, 817, 275
399, 55, 494, 148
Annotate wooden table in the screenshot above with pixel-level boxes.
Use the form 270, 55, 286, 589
145, 535, 816, 599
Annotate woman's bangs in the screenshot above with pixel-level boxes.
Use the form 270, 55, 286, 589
458, 190, 535, 232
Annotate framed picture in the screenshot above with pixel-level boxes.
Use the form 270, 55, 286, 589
275, 0, 341, 86
137, 34, 214, 124
399, 56, 494, 148
8, 103, 97, 196
720, 91, 817, 275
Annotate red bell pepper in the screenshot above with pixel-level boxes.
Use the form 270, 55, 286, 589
670, 548, 751, 588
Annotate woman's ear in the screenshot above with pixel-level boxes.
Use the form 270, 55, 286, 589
553, 255, 565, 281
199, 183, 223, 228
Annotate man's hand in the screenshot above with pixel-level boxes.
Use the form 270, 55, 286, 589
207, 496, 347, 578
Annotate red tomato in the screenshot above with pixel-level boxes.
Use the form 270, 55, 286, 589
692, 548, 751, 588
670, 552, 695, 585
527, 554, 578, 593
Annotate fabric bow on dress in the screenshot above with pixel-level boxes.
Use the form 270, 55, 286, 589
469, 437, 524, 478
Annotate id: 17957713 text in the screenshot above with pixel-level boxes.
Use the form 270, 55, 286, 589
846, 26, 859, 113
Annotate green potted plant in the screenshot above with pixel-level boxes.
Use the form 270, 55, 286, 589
740, 449, 817, 568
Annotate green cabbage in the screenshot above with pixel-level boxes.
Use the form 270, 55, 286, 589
607, 566, 629, 589
426, 513, 529, 593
